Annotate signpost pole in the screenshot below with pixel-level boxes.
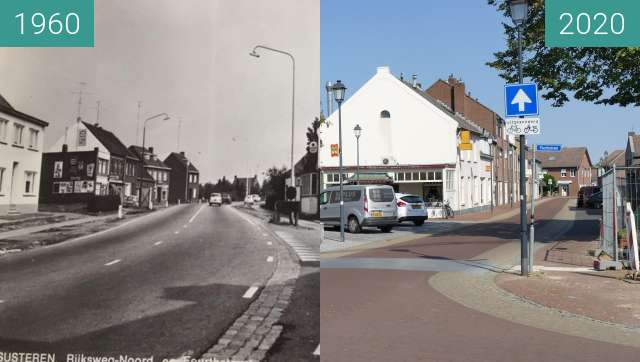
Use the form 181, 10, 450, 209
529, 144, 536, 273
517, 22, 529, 277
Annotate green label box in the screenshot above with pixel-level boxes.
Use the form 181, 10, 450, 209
0, 0, 94, 47
546, 0, 640, 47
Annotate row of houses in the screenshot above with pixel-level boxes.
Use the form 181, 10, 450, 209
0, 92, 200, 215
294, 66, 542, 217
291, 66, 601, 218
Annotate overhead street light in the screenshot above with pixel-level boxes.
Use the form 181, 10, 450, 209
139, 112, 170, 207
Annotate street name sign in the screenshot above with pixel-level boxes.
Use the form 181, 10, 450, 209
505, 118, 540, 136
536, 144, 562, 152
504, 83, 539, 118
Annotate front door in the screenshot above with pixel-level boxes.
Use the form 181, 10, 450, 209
560, 184, 569, 197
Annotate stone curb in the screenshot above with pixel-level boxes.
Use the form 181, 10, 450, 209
199, 208, 301, 361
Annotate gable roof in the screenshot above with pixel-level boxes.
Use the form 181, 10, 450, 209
83, 122, 137, 159
0, 93, 48, 128
538, 147, 591, 169
165, 152, 199, 173
129, 145, 171, 170
601, 149, 625, 168
400, 80, 485, 135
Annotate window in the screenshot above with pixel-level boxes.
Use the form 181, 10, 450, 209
369, 188, 395, 202
0, 119, 8, 142
28, 129, 39, 149
561, 169, 567, 177
446, 170, 455, 190
342, 190, 362, 202
24, 171, 36, 194
13, 123, 24, 146
570, 169, 576, 177
0, 167, 4, 193
98, 158, 109, 175
380, 110, 391, 119
319, 191, 329, 205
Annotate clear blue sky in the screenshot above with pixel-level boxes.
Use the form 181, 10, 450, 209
321, 0, 636, 163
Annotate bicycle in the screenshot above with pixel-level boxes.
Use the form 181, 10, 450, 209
443, 200, 454, 219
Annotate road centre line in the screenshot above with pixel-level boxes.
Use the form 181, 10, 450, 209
314, 344, 320, 356
267, 256, 274, 263
104, 259, 121, 266
267, 242, 273, 246
154, 241, 164, 246
242, 286, 260, 299
189, 205, 206, 223
174, 231, 180, 235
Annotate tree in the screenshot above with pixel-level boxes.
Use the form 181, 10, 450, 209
487, 0, 640, 107
542, 173, 557, 195
261, 166, 288, 210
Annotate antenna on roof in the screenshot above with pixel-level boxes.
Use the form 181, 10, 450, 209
71, 82, 91, 120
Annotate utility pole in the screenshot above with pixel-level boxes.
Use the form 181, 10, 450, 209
96, 101, 101, 124
71, 82, 89, 119
136, 101, 142, 145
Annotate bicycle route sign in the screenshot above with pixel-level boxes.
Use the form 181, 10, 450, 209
505, 117, 540, 136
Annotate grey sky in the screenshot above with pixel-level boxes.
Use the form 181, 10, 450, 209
0, 0, 319, 183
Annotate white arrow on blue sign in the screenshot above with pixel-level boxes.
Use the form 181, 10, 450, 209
504, 83, 539, 118
536, 144, 562, 152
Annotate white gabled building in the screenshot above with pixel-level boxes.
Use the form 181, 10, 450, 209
319, 66, 494, 214
0, 93, 49, 214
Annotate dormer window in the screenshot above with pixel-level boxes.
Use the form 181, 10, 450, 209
380, 110, 391, 119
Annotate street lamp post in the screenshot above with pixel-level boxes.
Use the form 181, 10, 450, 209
509, 0, 529, 276
139, 113, 170, 207
250, 45, 296, 197
353, 124, 362, 184
333, 80, 346, 242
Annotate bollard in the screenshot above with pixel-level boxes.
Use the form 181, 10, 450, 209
178, 199, 181, 205
149, 198, 153, 210
118, 205, 123, 219
320, 222, 324, 241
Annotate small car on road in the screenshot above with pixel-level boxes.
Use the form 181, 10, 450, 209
320, 184, 397, 233
244, 195, 254, 206
222, 194, 232, 205
577, 186, 600, 208
209, 193, 222, 206
585, 191, 603, 209
396, 193, 428, 226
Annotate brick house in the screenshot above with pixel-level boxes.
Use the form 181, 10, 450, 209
129, 145, 171, 207
426, 75, 536, 206
164, 152, 199, 203
538, 147, 593, 197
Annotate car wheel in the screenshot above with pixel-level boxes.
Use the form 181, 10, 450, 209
379, 226, 393, 233
347, 216, 361, 234
414, 220, 425, 226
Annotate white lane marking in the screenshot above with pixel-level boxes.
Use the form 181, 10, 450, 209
267, 242, 273, 246
183, 225, 188, 228
275, 230, 320, 263
242, 286, 260, 299
0, 300, 4, 304
510, 265, 595, 272
189, 205, 206, 223
174, 231, 180, 235
104, 259, 121, 266
262, 233, 269, 237
154, 241, 164, 246
313, 344, 320, 356
267, 256, 274, 263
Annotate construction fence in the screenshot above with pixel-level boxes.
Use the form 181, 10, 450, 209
600, 166, 640, 260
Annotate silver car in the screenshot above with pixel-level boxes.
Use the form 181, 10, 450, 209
320, 184, 397, 233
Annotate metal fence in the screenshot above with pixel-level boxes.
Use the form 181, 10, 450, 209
600, 166, 640, 260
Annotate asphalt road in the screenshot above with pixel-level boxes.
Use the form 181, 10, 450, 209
321, 198, 640, 361
0, 203, 278, 360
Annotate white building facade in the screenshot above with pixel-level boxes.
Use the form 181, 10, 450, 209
319, 66, 494, 215
0, 96, 48, 214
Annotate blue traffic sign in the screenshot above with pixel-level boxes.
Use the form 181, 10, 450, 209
536, 144, 562, 152
504, 83, 539, 118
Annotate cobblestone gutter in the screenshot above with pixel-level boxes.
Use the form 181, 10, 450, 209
199, 213, 301, 361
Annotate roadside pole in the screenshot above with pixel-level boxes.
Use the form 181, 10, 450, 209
529, 144, 536, 273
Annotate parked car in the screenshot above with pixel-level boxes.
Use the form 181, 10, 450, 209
320, 184, 397, 233
396, 193, 428, 226
244, 195, 254, 206
585, 191, 603, 209
577, 186, 600, 208
250, 194, 262, 203
209, 193, 222, 206
222, 193, 232, 204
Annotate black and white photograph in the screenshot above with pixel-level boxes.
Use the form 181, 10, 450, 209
0, 1, 319, 361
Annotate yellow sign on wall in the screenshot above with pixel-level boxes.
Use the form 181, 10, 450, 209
459, 130, 472, 150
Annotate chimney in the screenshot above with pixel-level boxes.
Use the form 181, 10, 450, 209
149, 147, 154, 155
325, 81, 334, 116
448, 75, 466, 116
412, 74, 418, 88
180, 151, 185, 157
629, 131, 636, 137
62, 144, 68, 153
400, 72, 404, 81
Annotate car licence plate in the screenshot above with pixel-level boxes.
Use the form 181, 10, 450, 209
371, 210, 383, 217
412, 205, 422, 209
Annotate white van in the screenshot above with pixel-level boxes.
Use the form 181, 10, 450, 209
320, 184, 397, 233
209, 193, 222, 206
